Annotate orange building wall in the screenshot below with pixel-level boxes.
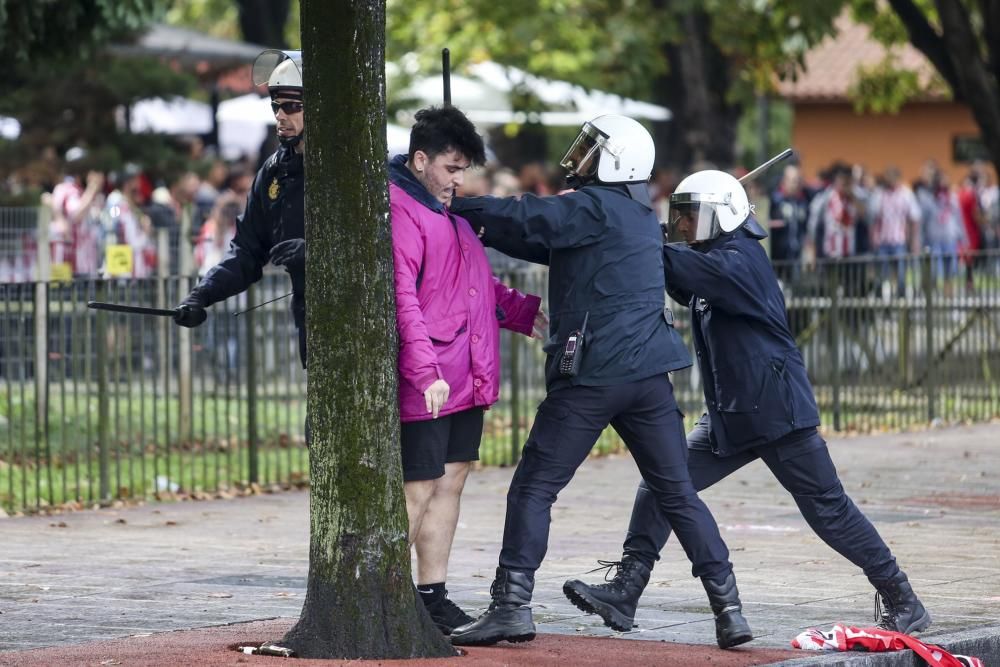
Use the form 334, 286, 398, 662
791, 102, 986, 185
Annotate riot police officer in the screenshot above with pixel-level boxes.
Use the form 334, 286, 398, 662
563, 169, 931, 636
448, 116, 753, 650
174, 50, 308, 367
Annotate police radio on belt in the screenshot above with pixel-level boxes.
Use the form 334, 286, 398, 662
559, 311, 589, 377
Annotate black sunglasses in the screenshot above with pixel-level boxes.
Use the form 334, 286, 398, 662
271, 101, 304, 115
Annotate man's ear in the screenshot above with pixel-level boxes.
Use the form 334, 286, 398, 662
412, 150, 428, 173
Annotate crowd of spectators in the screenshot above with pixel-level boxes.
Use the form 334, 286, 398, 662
3, 150, 998, 299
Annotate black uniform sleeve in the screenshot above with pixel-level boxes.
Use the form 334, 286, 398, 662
190, 168, 271, 305
451, 191, 605, 252
662, 241, 768, 318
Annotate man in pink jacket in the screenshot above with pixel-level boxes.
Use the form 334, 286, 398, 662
389, 106, 546, 635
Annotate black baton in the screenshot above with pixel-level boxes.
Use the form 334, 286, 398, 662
442, 48, 451, 106
87, 301, 179, 317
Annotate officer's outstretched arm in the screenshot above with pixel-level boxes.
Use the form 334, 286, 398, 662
663, 243, 763, 317
452, 192, 604, 252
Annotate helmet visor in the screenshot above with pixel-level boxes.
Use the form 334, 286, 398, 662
252, 50, 302, 87
559, 122, 606, 179
665, 194, 723, 245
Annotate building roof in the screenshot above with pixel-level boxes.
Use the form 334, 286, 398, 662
778, 13, 941, 102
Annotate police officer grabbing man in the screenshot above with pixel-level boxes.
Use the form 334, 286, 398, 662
447, 116, 753, 650
174, 50, 308, 367
563, 169, 931, 636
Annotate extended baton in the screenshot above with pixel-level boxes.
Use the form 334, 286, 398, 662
233, 291, 293, 317
87, 301, 178, 317
442, 48, 451, 106
739, 148, 794, 184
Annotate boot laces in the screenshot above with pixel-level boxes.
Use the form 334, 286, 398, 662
874, 590, 896, 629
587, 559, 633, 590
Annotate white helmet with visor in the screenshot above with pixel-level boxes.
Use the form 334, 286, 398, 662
665, 169, 751, 245
559, 114, 654, 186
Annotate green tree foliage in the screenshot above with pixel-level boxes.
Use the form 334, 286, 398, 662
386, 0, 843, 168
0, 0, 160, 63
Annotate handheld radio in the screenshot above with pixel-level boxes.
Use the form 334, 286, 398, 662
559, 311, 589, 377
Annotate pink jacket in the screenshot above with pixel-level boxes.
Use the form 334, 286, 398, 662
390, 181, 540, 422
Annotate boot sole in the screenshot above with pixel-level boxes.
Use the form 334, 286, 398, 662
563, 581, 634, 632
719, 631, 754, 650
902, 609, 932, 635
451, 632, 535, 646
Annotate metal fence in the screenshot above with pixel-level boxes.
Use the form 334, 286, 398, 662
2, 251, 999, 515
1, 274, 306, 515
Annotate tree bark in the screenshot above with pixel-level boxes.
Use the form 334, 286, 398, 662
650, 10, 740, 170
236, 0, 290, 49
889, 0, 1000, 176
280, 0, 455, 659
933, 0, 1000, 178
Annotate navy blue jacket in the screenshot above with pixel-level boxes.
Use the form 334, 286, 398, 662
452, 186, 691, 390
191, 145, 305, 361
664, 220, 820, 456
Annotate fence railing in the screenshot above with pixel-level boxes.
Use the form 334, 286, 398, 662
2, 251, 999, 515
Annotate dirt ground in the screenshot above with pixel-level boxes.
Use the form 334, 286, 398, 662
1, 618, 803, 666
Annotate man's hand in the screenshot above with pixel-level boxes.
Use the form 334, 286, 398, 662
423, 378, 450, 419
174, 294, 208, 328
270, 238, 305, 272
532, 308, 549, 339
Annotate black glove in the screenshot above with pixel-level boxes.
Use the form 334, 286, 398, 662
269, 238, 305, 272
174, 293, 208, 328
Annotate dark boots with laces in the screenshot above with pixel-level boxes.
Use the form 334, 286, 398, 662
562, 557, 651, 631
873, 570, 931, 634
450, 567, 536, 646
703, 572, 754, 649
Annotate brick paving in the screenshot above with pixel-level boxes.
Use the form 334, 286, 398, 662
1, 423, 998, 661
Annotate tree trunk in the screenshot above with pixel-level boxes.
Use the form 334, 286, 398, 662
933, 0, 1000, 179
236, 0, 290, 49
650, 11, 740, 171
280, 0, 455, 659
889, 0, 1000, 178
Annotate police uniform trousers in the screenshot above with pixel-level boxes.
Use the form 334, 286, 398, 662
623, 419, 898, 584
500, 375, 733, 582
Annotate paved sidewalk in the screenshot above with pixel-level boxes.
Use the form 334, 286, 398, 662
1, 423, 999, 664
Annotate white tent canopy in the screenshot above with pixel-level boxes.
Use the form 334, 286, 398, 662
393, 60, 671, 126
128, 97, 214, 134
217, 93, 412, 161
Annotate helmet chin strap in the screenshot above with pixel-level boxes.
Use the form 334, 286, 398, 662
279, 133, 303, 149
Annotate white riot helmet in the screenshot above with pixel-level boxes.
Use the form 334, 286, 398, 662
253, 49, 303, 100
560, 114, 654, 186
665, 170, 751, 245
252, 49, 303, 147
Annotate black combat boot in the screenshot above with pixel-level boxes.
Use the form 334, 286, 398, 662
562, 557, 651, 631
450, 567, 536, 646
873, 571, 931, 634
702, 572, 753, 649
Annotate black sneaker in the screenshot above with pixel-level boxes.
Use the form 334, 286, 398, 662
424, 595, 474, 635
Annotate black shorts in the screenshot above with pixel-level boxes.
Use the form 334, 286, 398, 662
401, 407, 484, 482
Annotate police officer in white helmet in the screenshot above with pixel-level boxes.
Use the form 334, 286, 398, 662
566, 169, 932, 637
448, 118, 753, 649
174, 50, 309, 367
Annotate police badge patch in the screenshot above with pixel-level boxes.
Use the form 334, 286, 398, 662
268, 178, 280, 200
